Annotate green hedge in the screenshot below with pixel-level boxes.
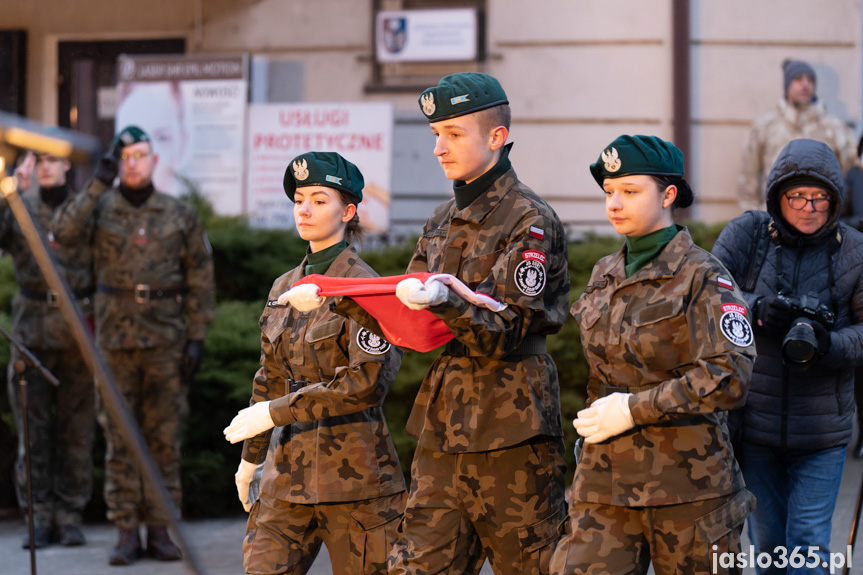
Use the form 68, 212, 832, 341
0, 215, 728, 519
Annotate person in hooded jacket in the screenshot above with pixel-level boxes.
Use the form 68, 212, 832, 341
713, 138, 863, 574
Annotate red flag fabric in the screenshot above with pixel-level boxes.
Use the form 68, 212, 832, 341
292, 273, 505, 352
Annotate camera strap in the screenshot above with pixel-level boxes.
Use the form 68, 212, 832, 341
741, 212, 775, 293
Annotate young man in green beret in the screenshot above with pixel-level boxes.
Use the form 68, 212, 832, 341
390, 72, 571, 574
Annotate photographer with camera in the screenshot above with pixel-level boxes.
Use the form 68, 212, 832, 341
713, 138, 863, 574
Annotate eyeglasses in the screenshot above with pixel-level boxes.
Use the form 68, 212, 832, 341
784, 193, 831, 212
120, 151, 150, 162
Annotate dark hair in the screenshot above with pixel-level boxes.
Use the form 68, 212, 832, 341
475, 104, 512, 133
336, 190, 364, 244
651, 175, 693, 209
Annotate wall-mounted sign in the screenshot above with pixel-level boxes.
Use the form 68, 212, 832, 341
376, 8, 477, 63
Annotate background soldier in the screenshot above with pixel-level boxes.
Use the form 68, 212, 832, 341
52, 125, 215, 566
1, 150, 95, 549
738, 58, 858, 212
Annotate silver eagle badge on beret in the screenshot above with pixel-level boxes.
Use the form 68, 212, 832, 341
421, 92, 436, 116
601, 147, 621, 172
293, 159, 309, 180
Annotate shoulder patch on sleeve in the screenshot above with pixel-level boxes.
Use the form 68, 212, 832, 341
514, 258, 546, 296
720, 309, 753, 347
528, 225, 544, 240
357, 328, 391, 355
717, 276, 734, 290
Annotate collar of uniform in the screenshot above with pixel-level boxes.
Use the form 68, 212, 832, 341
624, 224, 680, 277
295, 243, 359, 282
324, 243, 361, 277
305, 240, 348, 275
39, 184, 70, 209
449, 167, 518, 226
453, 142, 513, 210
108, 186, 174, 214
119, 183, 155, 207
603, 226, 691, 285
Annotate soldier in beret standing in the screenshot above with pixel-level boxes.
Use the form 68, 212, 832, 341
551, 135, 756, 575
289, 72, 570, 574
223, 151, 406, 575
2, 150, 95, 549
52, 125, 215, 566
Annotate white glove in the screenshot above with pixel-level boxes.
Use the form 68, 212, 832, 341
223, 401, 275, 444
395, 278, 449, 311
234, 459, 262, 512
572, 392, 635, 444
277, 284, 324, 312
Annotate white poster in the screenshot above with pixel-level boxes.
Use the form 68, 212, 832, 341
115, 54, 248, 215
246, 102, 394, 233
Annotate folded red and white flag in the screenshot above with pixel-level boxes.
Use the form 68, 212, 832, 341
291, 273, 506, 352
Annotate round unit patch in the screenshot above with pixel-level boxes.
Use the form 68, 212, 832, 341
357, 328, 391, 355
514, 259, 546, 296
720, 311, 753, 347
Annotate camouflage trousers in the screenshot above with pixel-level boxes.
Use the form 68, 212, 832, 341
549, 489, 755, 575
97, 345, 187, 528
243, 490, 406, 575
7, 346, 95, 529
389, 436, 567, 575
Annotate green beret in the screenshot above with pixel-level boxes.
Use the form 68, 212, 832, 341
418, 73, 508, 123
283, 151, 364, 202
590, 134, 689, 191
114, 125, 151, 148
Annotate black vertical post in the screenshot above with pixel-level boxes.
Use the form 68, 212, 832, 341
672, 0, 691, 176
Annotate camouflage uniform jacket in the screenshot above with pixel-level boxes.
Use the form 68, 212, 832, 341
0, 188, 93, 349
242, 246, 406, 504
570, 228, 756, 507
52, 179, 214, 350
403, 167, 569, 453
739, 98, 858, 212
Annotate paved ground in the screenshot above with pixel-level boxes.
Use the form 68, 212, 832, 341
0, 444, 860, 575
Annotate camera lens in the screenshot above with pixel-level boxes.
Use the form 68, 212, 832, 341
782, 318, 818, 364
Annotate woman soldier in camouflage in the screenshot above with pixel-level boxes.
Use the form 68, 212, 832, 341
550, 135, 757, 575
223, 152, 406, 575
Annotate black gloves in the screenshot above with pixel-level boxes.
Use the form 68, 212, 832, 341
755, 295, 795, 336
94, 135, 123, 185
810, 320, 832, 356
182, 340, 204, 382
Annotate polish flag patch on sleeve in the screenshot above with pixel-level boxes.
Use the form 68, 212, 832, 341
529, 226, 544, 240
718, 276, 734, 290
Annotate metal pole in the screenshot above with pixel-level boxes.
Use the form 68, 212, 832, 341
0, 170, 208, 575
17, 363, 36, 575
844, 475, 863, 575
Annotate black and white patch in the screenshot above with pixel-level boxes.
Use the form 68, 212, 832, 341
514, 259, 546, 296
357, 328, 391, 355
720, 311, 753, 347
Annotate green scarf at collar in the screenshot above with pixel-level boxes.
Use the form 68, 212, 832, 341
452, 143, 513, 210
624, 225, 680, 278
305, 240, 348, 276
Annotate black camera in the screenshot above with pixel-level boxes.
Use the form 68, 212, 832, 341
778, 293, 835, 364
